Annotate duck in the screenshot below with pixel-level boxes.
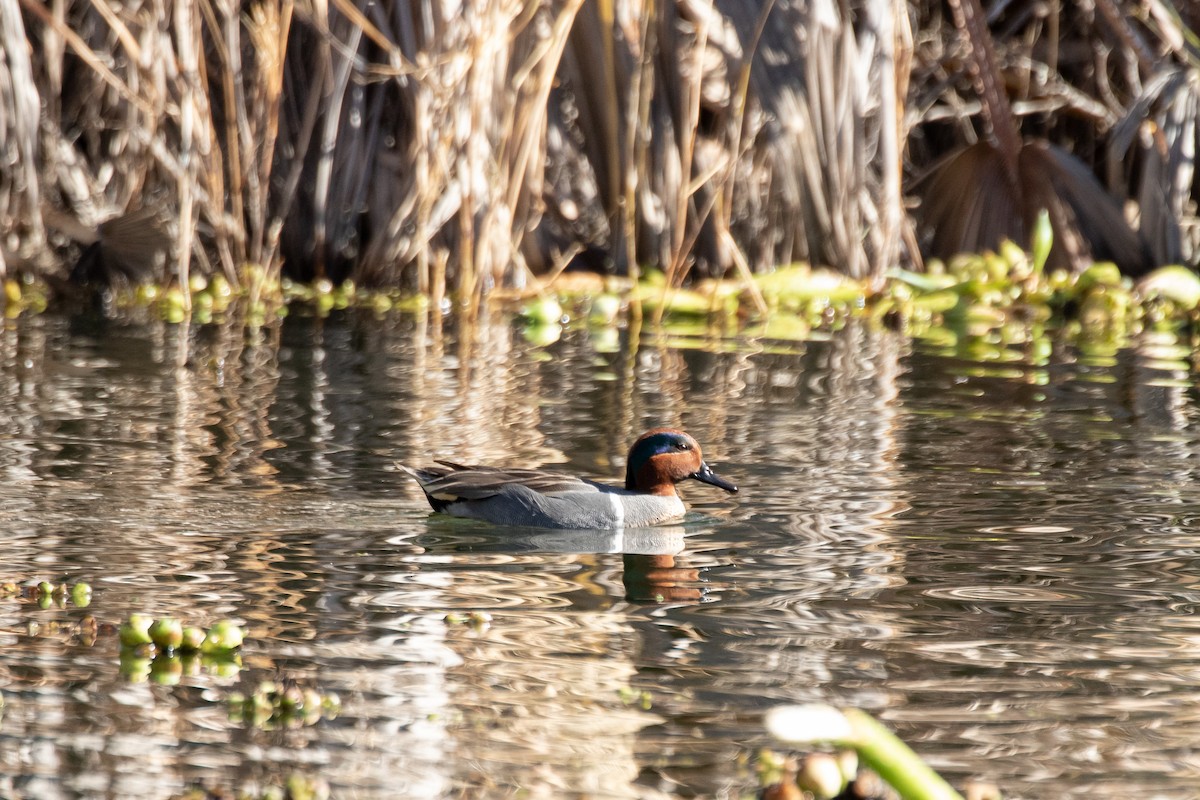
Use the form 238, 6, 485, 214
399, 428, 737, 529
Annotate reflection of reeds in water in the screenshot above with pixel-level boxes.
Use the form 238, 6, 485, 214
3, 0, 905, 295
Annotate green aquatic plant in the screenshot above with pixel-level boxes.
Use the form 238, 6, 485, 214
755, 748, 864, 800
201, 619, 246, 654
118, 614, 245, 658
443, 610, 492, 633
149, 618, 185, 651
226, 680, 342, 731
0, 579, 100, 647
616, 686, 653, 710
0, 579, 92, 609
118, 614, 155, 648
8, 218, 1200, 358
765, 704, 966, 800
70, 582, 93, 608
172, 773, 329, 800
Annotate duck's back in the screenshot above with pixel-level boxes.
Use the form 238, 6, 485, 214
399, 464, 685, 529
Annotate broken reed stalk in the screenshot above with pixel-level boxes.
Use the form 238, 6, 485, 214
944, 0, 1022, 182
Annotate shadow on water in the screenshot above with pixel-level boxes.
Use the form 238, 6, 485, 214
1, 310, 1200, 797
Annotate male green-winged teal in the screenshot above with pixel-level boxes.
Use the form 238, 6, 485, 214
399, 428, 737, 529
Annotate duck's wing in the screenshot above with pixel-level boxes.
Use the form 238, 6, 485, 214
398, 462, 600, 503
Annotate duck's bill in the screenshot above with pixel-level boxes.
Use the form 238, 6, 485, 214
691, 461, 738, 493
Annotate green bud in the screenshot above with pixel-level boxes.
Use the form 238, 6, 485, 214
202, 620, 245, 653
1031, 208, 1053, 274
118, 614, 154, 648
180, 626, 207, 652
149, 618, 184, 650
70, 582, 92, 608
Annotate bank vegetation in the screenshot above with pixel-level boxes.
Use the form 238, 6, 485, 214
1, 0, 1198, 311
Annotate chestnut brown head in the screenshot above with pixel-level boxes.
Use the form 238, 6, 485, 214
624, 428, 738, 496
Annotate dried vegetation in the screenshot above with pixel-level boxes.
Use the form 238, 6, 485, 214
0, 0, 1198, 310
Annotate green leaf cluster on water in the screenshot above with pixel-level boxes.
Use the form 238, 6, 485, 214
118, 614, 244, 685
226, 681, 342, 731
0, 577, 343, 742
0, 580, 96, 642
129, 272, 431, 325
172, 774, 330, 800
754, 747, 869, 800
5, 226, 1200, 356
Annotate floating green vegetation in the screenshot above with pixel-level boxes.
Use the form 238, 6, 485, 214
117, 614, 246, 685
6, 218, 1200, 351
118, 614, 244, 657
118, 648, 243, 686
443, 610, 492, 633
616, 685, 653, 710
0, 276, 50, 317
0, 581, 99, 646
226, 680, 342, 731
755, 747, 866, 800
172, 773, 330, 800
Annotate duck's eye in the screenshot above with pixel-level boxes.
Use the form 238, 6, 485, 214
675, 441, 691, 451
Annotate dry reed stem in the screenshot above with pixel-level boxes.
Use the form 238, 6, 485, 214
17, 0, 152, 115
624, 0, 656, 292
1, 0, 44, 254
18, 0, 1159, 298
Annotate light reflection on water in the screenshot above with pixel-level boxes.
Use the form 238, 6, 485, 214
1, 312, 1200, 797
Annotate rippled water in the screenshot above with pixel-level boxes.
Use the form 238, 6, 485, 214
2, 310, 1200, 798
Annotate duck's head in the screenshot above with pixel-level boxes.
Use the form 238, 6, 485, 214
624, 428, 738, 496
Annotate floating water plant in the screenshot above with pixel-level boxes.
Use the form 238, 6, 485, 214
149, 618, 184, 651
118, 614, 155, 648
70, 582, 92, 608
118, 615, 245, 657
181, 626, 207, 652
10, 213, 1200, 356
172, 773, 329, 800
227, 680, 342, 730
200, 619, 245, 654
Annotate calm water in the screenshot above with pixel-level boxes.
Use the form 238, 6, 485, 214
1, 309, 1200, 799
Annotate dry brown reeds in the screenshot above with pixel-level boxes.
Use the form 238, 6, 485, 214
1, 1, 1199, 307
908, 0, 1200, 273
0, 0, 915, 303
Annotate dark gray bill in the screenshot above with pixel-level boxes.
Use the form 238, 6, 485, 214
691, 461, 738, 493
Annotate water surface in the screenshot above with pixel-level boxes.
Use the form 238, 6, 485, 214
1, 311, 1199, 798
